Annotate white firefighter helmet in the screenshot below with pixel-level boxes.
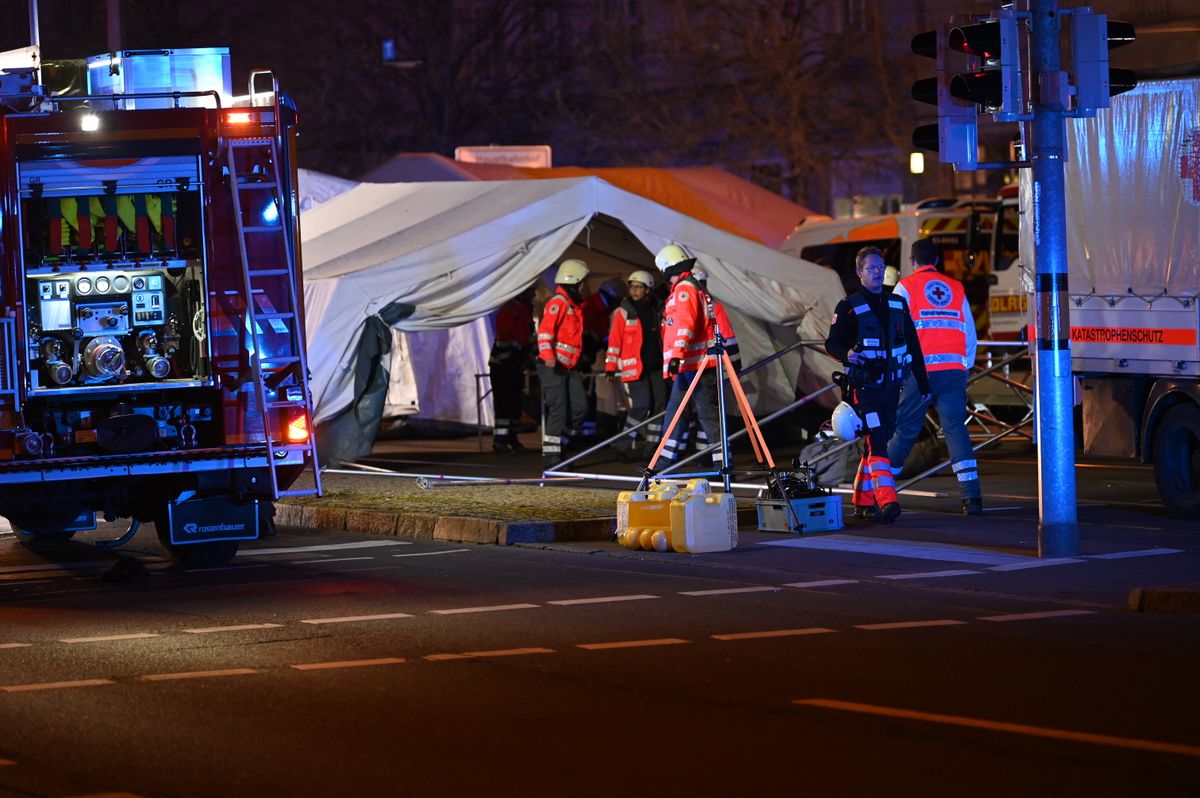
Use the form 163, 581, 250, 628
554, 258, 589, 285
654, 243, 695, 275
627, 269, 655, 289
831, 401, 863, 442
883, 264, 899, 288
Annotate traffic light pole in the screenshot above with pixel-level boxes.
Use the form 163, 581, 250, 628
1028, 0, 1079, 556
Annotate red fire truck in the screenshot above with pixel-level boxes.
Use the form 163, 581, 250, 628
0, 47, 320, 566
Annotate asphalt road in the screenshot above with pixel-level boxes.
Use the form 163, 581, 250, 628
1, 462, 1198, 798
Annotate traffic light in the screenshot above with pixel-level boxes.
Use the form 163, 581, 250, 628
1069, 13, 1136, 115
947, 13, 1022, 121
911, 24, 979, 171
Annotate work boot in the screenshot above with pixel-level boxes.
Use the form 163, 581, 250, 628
850, 505, 876, 522
963, 498, 983, 516
878, 502, 902, 524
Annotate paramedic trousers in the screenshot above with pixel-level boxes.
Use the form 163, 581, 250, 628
489, 362, 524, 446
538, 363, 587, 461
887, 371, 981, 499
851, 384, 901, 509
659, 369, 723, 468
616, 374, 668, 455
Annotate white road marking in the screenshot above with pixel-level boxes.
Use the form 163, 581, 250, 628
0, 642, 33, 649
64, 793, 146, 798
679, 586, 780, 596
0, 562, 110, 574
1, 678, 115, 693
546, 594, 659, 606
989, 558, 1086, 572
979, 610, 1097, 622
393, 549, 471, 558
138, 668, 257, 682
760, 535, 1031, 566
292, 556, 376, 564
855, 619, 967, 631
430, 603, 539, 615
578, 638, 690, 650
459, 647, 555, 658
795, 698, 1200, 759
299, 612, 413, 625
784, 579, 860, 589
424, 653, 473, 661
713, 628, 836, 641
291, 658, 405, 671
60, 633, 161, 644
981, 506, 1024, 512
181, 623, 284, 634
241, 540, 412, 556
1086, 548, 1183, 560
879, 569, 980, 580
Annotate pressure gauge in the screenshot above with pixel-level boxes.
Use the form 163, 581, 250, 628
76, 278, 93, 295
95, 276, 111, 294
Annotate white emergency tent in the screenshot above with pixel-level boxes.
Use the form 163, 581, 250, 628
301, 176, 843, 448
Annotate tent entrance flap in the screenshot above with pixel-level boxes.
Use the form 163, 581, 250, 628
315, 301, 414, 467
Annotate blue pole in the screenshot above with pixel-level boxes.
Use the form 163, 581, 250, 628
1029, 0, 1079, 556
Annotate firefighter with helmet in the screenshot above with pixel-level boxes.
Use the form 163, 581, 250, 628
537, 258, 590, 467
604, 269, 666, 461
655, 244, 724, 469
825, 246, 930, 523
670, 263, 739, 456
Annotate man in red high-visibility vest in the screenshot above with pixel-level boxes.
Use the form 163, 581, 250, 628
604, 270, 665, 460
537, 259, 589, 467
887, 237, 983, 515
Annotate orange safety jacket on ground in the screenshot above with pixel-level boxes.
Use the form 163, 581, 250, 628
537, 288, 584, 368
662, 273, 715, 377
893, 265, 977, 372
605, 299, 649, 381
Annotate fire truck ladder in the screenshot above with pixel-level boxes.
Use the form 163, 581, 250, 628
225, 91, 321, 501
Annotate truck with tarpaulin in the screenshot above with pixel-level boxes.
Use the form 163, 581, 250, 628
1016, 75, 1200, 517
0, 44, 320, 565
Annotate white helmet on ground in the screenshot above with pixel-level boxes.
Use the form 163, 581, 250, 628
627, 269, 655, 289
654, 243, 695, 276
831, 401, 863, 442
554, 258, 589, 285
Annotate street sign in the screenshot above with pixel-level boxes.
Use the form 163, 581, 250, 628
454, 145, 552, 168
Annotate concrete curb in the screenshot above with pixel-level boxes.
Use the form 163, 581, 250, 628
275, 504, 759, 546
276, 502, 615, 545
1128, 587, 1200, 614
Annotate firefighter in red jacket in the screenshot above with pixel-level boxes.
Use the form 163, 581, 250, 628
604, 270, 665, 460
655, 244, 724, 469
670, 264, 739, 456
537, 259, 589, 467
489, 284, 535, 454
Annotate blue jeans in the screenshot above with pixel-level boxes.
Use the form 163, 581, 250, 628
887, 370, 980, 499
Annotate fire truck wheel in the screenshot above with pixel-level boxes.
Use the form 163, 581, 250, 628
1153, 402, 1200, 519
154, 517, 240, 568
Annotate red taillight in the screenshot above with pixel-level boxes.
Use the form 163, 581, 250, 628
286, 414, 309, 443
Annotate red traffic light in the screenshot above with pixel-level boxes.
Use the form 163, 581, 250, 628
948, 23, 1002, 61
